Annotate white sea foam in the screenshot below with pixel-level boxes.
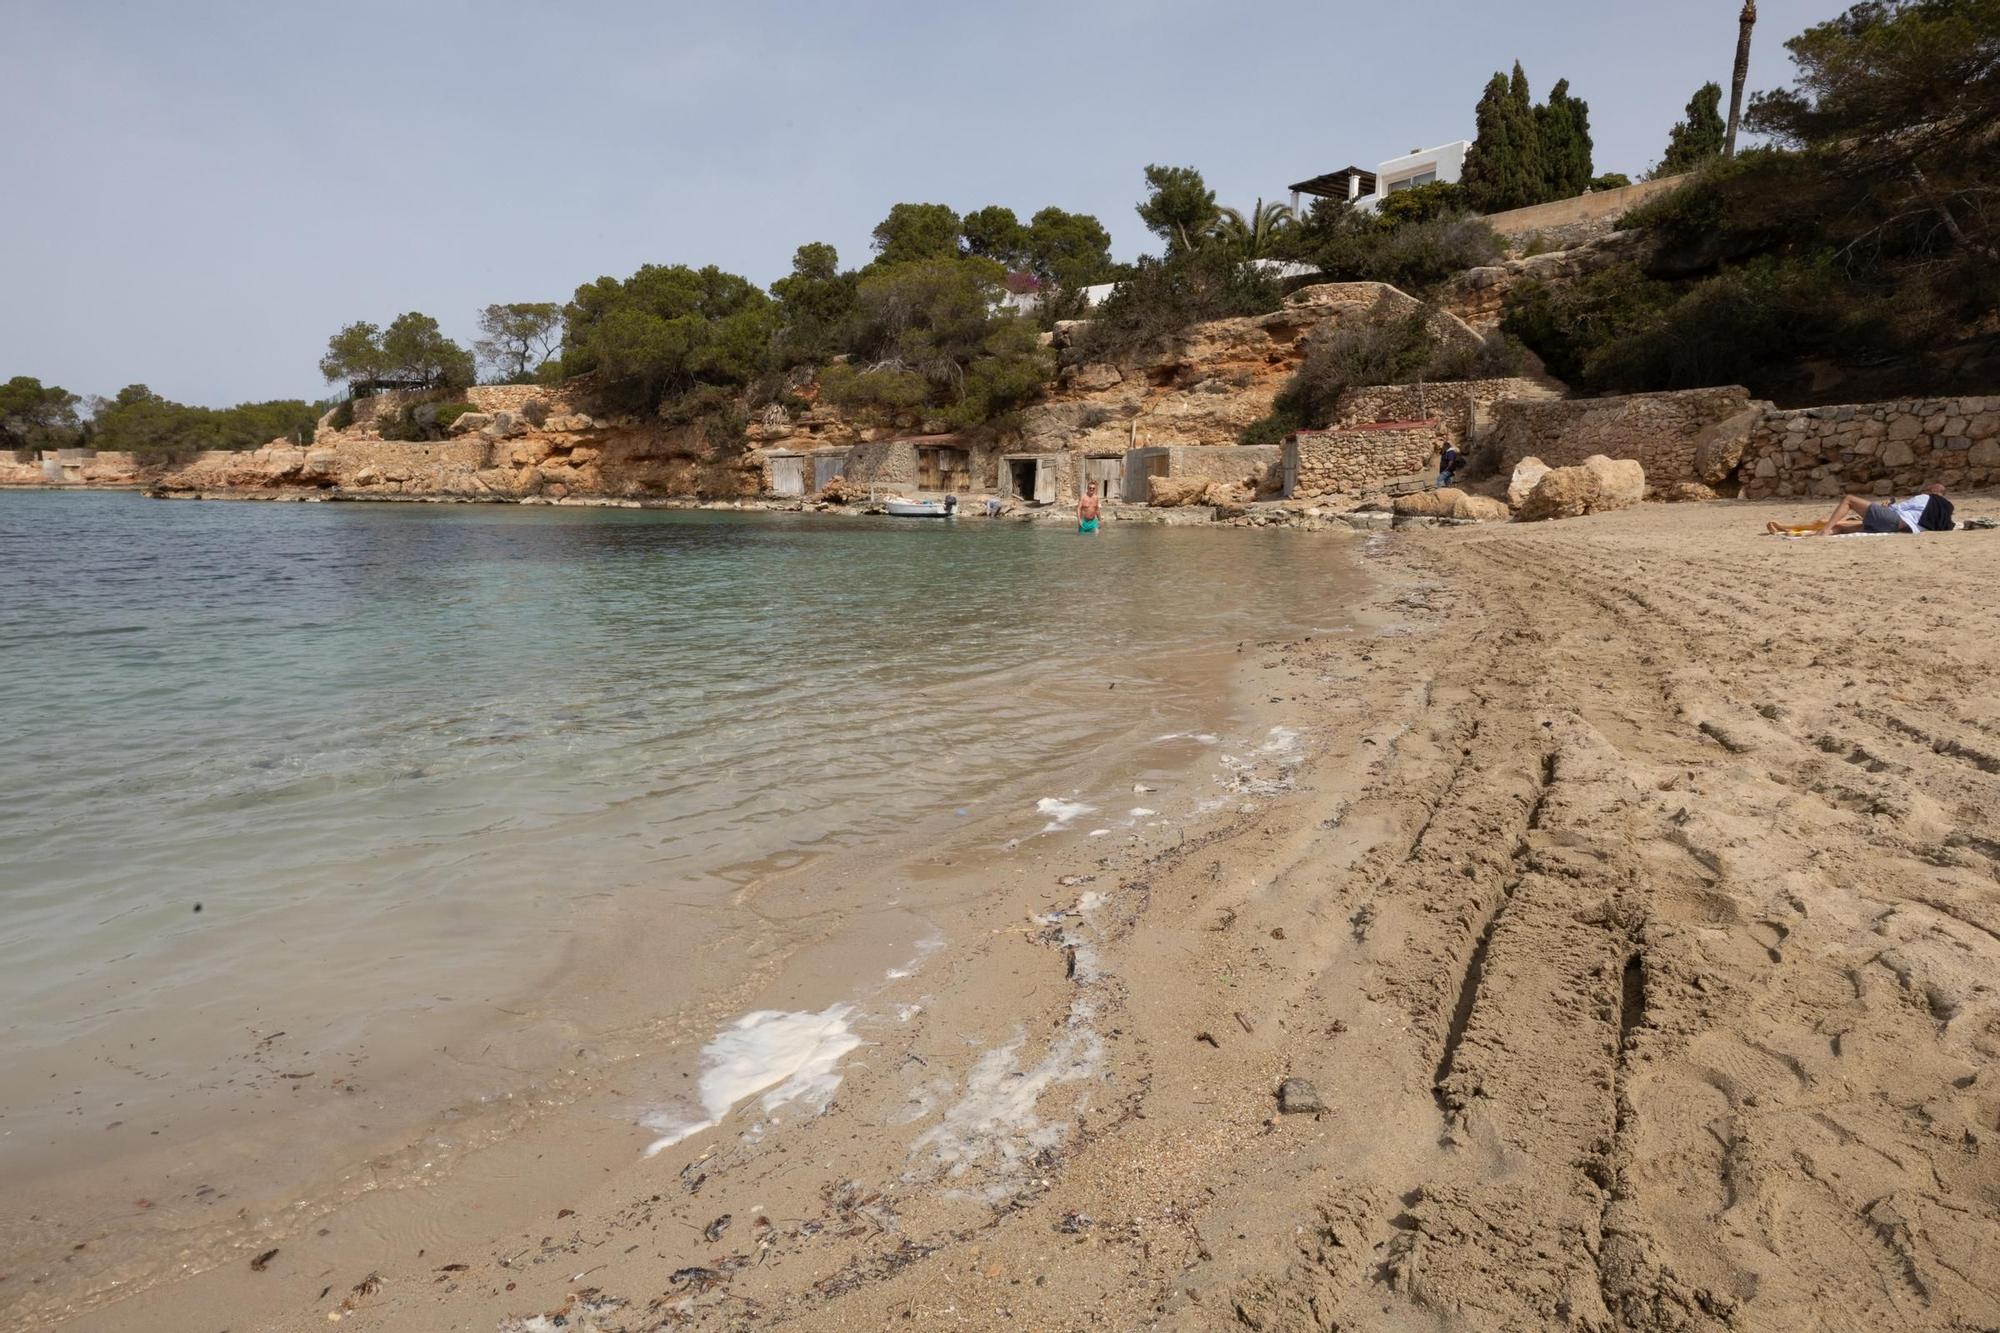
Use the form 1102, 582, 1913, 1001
642, 1004, 862, 1155
1262, 726, 1302, 755
1035, 797, 1094, 831
909, 1022, 1104, 1196
1129, 807, 1156, 819
884, 931, 945, 980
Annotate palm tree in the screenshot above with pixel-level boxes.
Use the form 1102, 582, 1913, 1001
1213, 198, 1297, 259
1725, 0, 1757, 157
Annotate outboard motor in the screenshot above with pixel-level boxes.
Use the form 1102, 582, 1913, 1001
944, 494, 959, 516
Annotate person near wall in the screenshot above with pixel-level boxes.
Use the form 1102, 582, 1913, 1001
1078, 482, 1102, 535
1436, 445, 1462, 489
1767, 484, 1953, 536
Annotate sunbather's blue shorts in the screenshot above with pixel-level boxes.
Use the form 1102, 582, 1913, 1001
1079, 518, 1099, 534
1862, 503, 1905, 534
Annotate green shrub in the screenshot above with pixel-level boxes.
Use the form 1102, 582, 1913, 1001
1076, 249, 1282, 361
1373, 181, 1470, 229
1288, 202, 1503, 295
1240, 299, 1524, 442
328, 398, 356, 431
817, 362, 931, 422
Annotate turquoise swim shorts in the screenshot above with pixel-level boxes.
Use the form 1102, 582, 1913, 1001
1079, 517, 1100, 534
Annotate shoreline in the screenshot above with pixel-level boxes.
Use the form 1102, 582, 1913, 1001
3, 508, 1371, 1331
1, 480, 1454, 536
16, 497, 2000, 1331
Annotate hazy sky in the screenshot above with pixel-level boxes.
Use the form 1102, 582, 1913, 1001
2, 0, 1841, 408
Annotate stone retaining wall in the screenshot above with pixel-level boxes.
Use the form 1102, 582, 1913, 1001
1337, 378, 1556, 447
1738, 395, 2000, 499
1482, 176, 1688, 249
1489, 386, 1763, 484
1283, 422, 1444, 498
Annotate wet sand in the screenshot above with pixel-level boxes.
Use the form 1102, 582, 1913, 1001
25, 498, 2000, 1331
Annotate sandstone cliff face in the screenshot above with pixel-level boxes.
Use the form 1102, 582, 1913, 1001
1017, 283, 1488, 456
151, 383, 774, 502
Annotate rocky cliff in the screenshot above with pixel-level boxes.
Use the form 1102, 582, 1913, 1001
1017, 282, 1488, 456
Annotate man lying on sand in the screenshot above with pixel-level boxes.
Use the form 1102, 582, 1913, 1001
1767, 484, 1953, 536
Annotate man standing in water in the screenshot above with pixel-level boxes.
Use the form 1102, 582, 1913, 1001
1079, 481, 1101, 535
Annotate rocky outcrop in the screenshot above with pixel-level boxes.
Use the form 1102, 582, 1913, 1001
1516, 455, 1646, 522
1440, 230, 1650, 334
1020, 283, 1489, 458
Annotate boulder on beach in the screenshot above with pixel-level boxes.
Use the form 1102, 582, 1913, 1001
1452, 493, 1512, 522
1517, 454, 1647, 523
447, 412, 493, 436
1660, 480, 1720, 503
1583, 455, 1645, 509
1507, 457, 1551, 509
1394, 487, 1467, 517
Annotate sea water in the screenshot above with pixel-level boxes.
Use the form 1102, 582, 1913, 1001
0, 492, 1360, 1201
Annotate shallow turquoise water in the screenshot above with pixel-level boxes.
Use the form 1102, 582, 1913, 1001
0, 491, 1360, 1177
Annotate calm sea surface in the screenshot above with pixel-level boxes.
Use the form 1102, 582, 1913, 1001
0, 491, 1361, 1192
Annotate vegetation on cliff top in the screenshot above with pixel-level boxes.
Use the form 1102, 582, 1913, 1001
1461, 63, 1596, 213
1505, 0, 2000, 403
1239, 303, 1526, 446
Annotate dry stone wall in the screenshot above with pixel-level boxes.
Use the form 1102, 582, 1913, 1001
1738, 395, 2000, 499
1284, 423, 1444, 498
1489, 386, 1764, 486
1337, 378, 1557, 447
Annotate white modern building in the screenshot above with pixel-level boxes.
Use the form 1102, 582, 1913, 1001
1288, 140, 1472, 214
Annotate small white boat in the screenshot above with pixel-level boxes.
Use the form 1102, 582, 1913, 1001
884, 497, 957, 518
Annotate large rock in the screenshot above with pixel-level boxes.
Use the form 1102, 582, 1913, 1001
1518, 468, 1598, 522
448, 412, 492, 436
1452, 493, 1512, 522
1691, 407, 1760, 484
1394, 487, 1467, 517
1583, 454, 1645, 509
1507, 457, 1551, 509
1148, 475, 1216, 507
1517, 454, 1647, 522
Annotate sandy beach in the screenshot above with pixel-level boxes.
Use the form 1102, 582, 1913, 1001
25, 496, 2000, 1332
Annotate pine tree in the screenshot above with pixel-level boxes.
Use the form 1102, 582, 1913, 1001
1658, 82, 1727, 175
1538, 78, 1594, 199
1462, 65, 1544, 212
1509, 63, 1545, 204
